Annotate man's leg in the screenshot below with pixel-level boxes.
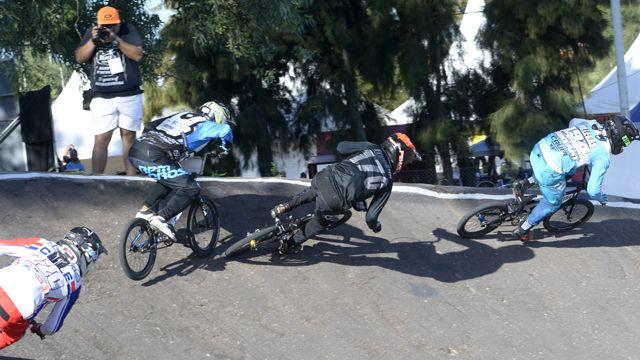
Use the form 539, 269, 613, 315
281, 174, 344, 254
92, 130, 114, 174
272, 172, 330, 216
116, 94, 143, 176
515, 179, 564, 241
120, 128, 137, 176
144, 183, 171, 210
513, 142, 564, 241
156, 165, 199, 221
90, 97, 118, 174
273, 187, 318, 217
148, 172, 197, 240
0, 288, 28, 350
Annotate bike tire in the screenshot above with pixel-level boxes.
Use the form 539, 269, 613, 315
456, 201, 508, 239
543, 198, 594, 233
187, 197, 221, 257
120, 218, 157, 281
224, 225, 279, 258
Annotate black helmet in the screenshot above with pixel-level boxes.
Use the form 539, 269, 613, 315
57, 227, 107, 276
605, 116, 639, 155
381, 133, 422, 173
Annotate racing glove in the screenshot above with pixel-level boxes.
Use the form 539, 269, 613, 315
598, 193, 608, 206
370, 221, 382, 233
30, 322, 45, 340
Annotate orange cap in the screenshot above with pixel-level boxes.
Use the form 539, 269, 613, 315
97, 6, 120, 25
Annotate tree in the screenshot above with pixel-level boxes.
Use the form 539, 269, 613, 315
479, 0, 611, 160
393, 0, 461, 183
0, 0, 162, 88
161, 1, 302, 175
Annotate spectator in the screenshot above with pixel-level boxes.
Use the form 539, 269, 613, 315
74, 6, 144, 175
61, 145, 86, 172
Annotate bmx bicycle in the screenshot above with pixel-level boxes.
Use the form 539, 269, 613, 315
224, 210, 352, 258
119, 155, 221, 280
457, 167, 595, 239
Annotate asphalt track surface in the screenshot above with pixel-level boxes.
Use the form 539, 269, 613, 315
1, 176, 640, 360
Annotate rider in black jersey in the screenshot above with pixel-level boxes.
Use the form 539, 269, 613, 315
129, 101, 233, 239
272, 133, 421, 254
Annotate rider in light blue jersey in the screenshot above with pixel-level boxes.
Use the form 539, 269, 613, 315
512, 116, 639, 241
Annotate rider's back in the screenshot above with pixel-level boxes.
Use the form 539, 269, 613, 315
328, 142, 393, 204
140, 112, 233, 160
538, 119, 611, 175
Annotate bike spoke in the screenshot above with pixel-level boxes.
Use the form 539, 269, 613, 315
125, 227, 153, 272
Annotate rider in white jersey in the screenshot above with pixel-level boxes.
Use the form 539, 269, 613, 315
512, 116, 639, 241
0, 227, 106, 349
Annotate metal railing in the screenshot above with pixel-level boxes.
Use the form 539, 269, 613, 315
0, 115, 20, 145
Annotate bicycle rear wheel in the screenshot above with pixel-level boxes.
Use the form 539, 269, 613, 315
543, 198, 594, 233
224, 225, 279, 258
456, 201, 508, 239
187, 197, 220, 257
120, 219, 157, 280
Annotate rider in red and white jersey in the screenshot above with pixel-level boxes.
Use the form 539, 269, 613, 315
0, 227, 106, 349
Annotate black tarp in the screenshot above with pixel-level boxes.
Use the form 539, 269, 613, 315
19, 86, 54, 171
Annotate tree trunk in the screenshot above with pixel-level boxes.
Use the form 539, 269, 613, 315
438, 143, 453, 184
342, 50, 367, 141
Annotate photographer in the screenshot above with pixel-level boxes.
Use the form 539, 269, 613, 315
61, 144, 85, 172
75, 6, 144, 175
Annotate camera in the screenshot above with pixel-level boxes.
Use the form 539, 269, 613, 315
97, 27, 111, 42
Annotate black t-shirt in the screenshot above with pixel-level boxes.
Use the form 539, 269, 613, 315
79, 23, 143, 98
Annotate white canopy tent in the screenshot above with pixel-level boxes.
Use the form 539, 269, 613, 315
51, 71, 129, 160
582, 34, 640, 199
583, 34, 640, 121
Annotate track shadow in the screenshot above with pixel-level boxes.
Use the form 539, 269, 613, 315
525, 218, 640, 249
228, 225, 535, 283
139, 192, 305, 285
141, 253, 226, 287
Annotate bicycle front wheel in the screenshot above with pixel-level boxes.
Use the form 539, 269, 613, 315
224, 225, 279, 258
120, 219, 157, 281
456, 201, 508, 239
187, 197, 220, 257
543, 198, 594, 233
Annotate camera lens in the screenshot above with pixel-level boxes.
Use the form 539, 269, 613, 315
98, 27, 110, 42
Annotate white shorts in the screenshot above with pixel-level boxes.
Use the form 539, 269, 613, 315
90, 93, 143, 135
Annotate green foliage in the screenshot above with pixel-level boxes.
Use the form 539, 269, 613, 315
14, 50, 72, 100
479, 0, 612, 159
583, 1, 640, 91
0, 0, 162, 91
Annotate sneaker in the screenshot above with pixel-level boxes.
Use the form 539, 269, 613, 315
511, 227, 533, 242
135, 209, 155, 222
149, 215, 176, 240
271, 203, 290, 218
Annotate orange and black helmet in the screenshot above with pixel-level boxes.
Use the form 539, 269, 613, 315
381, 133, 422, 173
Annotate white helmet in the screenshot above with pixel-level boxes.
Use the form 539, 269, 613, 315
199, 101, 233, 125
56, 227, 107, 276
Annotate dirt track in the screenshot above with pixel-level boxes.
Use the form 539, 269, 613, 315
2, 176, 640, 359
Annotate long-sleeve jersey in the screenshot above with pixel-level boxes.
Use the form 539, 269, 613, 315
139, 112, 234, 161
328, 141, 393, 229
538, 118, 611, 202
0, 238, 82, 335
